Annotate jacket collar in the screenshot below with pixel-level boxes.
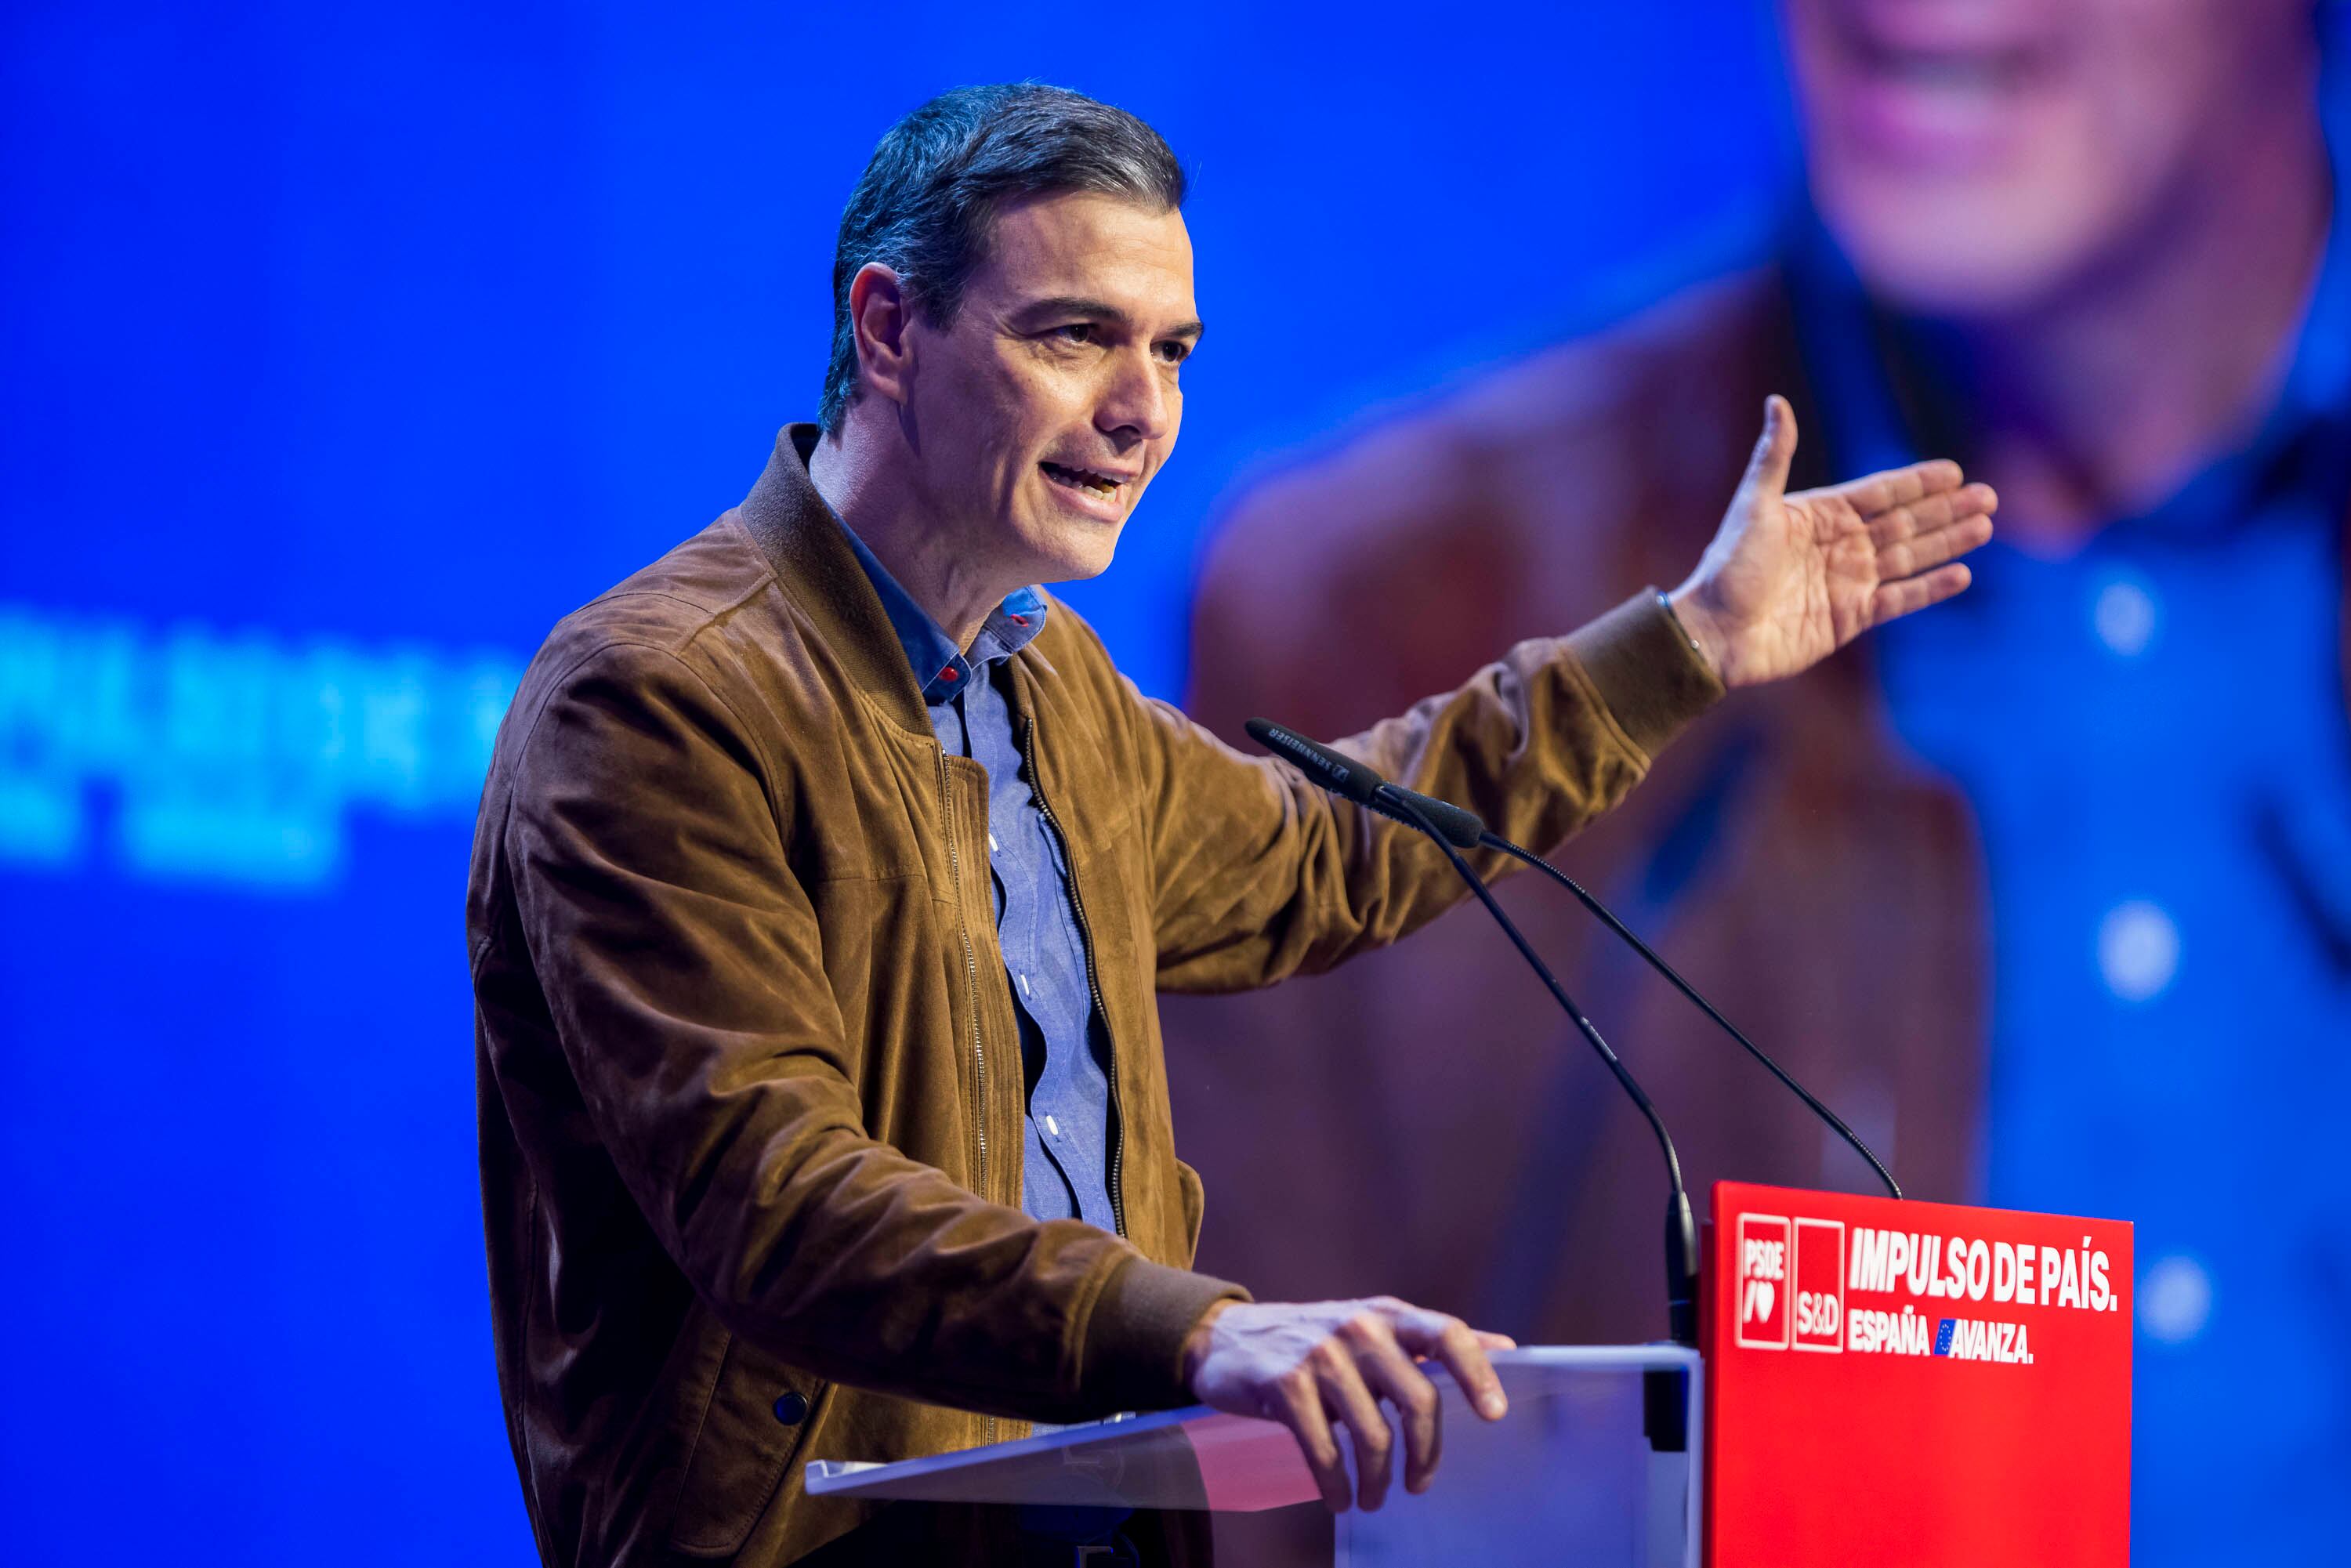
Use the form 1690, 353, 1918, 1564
731, 423, 934, 737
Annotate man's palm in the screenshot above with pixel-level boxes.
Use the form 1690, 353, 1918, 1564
1672, 396, 1997, 689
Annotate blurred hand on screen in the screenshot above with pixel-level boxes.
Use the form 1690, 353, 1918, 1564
1668, 394, 1997, 688
1181, 1295, 1515, 1512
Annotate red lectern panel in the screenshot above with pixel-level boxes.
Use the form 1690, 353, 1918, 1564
1705, 1181, 2131, 1567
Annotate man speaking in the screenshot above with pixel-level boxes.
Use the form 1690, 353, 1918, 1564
466, 84, 1994, 1566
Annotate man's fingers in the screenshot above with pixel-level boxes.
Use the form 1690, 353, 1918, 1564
1878, 512, 1994, 581
1214, 1300, 1517, 1513
1865, 482, 1998, 545
1838, 457, 1966, 515
1871, 562, 1973, 625
1739, 394, 1798, 504
1391, 1308, 1509, 1424
1313, 1345, 1395, 1511
1272, 1371, 1353, 1512
1349, 1317, 1445, 1495
1473, 1330, 1517, 1351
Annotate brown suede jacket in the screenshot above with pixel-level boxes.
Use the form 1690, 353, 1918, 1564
466, 425, 1722, 1566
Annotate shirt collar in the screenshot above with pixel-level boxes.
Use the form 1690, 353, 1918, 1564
831, 512, 1048, 706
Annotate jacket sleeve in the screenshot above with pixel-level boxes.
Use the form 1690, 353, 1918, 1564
502, 639, 1241, 1422
1133, 593, 1724, 992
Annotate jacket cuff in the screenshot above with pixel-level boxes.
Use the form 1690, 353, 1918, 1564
1080, 1256, 1250, 1411
1564, 590, 1726, 764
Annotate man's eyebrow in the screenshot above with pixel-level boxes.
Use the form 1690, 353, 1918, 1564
1016, 296, 1205, 341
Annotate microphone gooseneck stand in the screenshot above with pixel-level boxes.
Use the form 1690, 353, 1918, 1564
1368, 788, 1704, 1353
1369, 788, 1702, 1452
1244, 714, 1911, 1453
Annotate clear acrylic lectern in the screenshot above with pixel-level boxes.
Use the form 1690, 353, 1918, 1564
805, 1345, 1702, 1566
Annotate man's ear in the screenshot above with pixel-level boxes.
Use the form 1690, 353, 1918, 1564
848, 263, 915, 407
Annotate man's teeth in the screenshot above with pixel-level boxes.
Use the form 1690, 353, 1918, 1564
1045, 462, 1121, 497
1864, 43, 2028, 94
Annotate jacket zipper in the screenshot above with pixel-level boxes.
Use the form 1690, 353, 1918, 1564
937, 748, 999, 1448
938, 748, 990, 1198
1020, 712, 1126, 1240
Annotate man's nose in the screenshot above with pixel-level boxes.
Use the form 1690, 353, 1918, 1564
1096, 349, 1174, 446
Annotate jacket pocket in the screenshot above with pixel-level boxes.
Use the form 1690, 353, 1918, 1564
669, 1332, 828, 1558
1176, 1158, 1206, 1264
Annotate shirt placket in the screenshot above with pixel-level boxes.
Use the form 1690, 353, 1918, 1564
985, 699, 1093, 1224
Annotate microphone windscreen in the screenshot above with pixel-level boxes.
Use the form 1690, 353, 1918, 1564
1244, 718, 1385, 804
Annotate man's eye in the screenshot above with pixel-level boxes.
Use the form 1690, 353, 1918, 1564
1049, 324, 1096, 346
1155, 341, 1191, 365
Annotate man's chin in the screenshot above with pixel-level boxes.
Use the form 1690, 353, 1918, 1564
1038, 538, 1121, 585
1824, 186, 2108, 320
1009, 511, 1127, 587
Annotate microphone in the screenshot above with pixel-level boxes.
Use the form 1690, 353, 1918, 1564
1244, 717, 1901, 1201
1244, 719, 1485, 849
1248, 718, 1701, 1349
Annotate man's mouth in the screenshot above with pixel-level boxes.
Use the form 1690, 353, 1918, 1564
1833, 4, 2054, 103
1851, 37, 2037, 98
1040, 460, 1130, 501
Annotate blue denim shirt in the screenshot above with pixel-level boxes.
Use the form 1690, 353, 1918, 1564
835, 520, 1120, 1233
1785, 160, 2351, 1564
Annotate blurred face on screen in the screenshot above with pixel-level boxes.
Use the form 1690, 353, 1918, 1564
899, 190, 1197, 587
1785, 0, 2317, 316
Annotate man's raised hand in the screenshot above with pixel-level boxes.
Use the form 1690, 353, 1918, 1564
1668, 394, 1998, 689
1180, 1296, 1515, 1512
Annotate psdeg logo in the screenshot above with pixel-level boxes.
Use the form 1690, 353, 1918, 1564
1735, 1213, 1845, 1353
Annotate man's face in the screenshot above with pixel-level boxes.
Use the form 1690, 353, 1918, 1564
1785, 0, 2313, 316
898, 190, 1198, 588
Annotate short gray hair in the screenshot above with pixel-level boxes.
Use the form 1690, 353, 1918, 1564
819, 84, 1188, 432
